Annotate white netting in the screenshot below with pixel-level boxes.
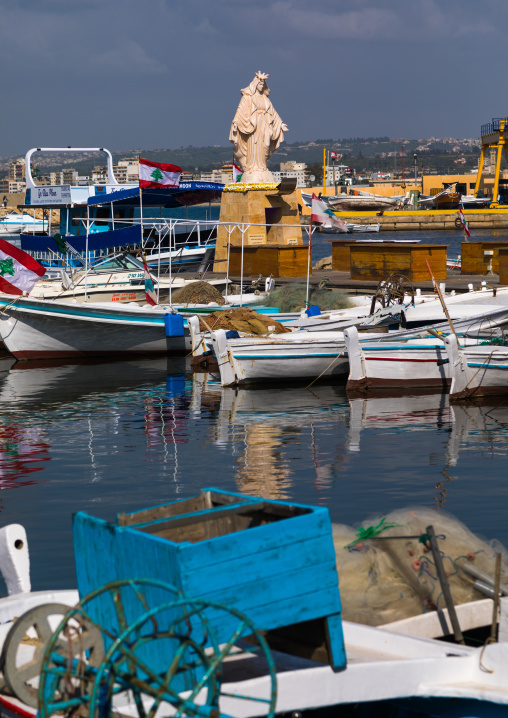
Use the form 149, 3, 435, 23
333, 508, 507, 626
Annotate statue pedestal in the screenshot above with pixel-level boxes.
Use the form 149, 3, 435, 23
213, 185, 303, 273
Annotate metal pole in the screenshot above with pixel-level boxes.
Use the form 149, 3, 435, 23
225, 225, 232, 302
85, 204, 89, 302
240, 224, 245, 307
490, 552, 502, 643
169, 220, 173, 305
157, 227, 161, 303
306, 220, 312, 307
139, 186, 143, 249
323, 147, 326, 195
426, 525, 464, 644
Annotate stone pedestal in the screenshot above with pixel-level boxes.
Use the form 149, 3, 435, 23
213, 185, 303, 273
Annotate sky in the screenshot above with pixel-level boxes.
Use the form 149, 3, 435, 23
1, 0, 507, 158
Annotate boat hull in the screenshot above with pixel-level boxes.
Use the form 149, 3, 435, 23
0, 298, 190, 359
445, 336, 508, 399
345, 328, 451, 392
211, 330, 349, 386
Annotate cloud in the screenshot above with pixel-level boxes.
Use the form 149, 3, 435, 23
196, 18, 217, 35
230, 0, 496, 42
91, 40, 168, 75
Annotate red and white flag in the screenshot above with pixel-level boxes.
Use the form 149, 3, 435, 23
232, 158, 243, 183
458, 208, 470, 240
139, 157, 182, 189
142, 256, 158, 306
311, 194, 348, 232
0, 238, 45, 296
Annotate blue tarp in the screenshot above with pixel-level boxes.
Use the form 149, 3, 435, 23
86, 182, 223, 208
20, 224, 142, 253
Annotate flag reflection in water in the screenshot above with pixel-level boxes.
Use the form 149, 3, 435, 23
144, 375, 188, 454
0, 421, 50, 488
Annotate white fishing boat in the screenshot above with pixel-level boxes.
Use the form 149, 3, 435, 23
0, 211, 46, 236
1, 514, 508, 718
301, 191, 406, 212
28, 252, 229, 304
318, 222, 382, 233
0, 296, 190, 359
209, 328, 365, 386
445, 333, 508, 400
344, 305, 508, 392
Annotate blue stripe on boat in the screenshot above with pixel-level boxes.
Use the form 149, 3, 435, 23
0, 299, 166, 325
467, 362, 508, 369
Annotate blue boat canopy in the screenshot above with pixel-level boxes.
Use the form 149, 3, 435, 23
87, 182, 223, 208
20, 225, 142, 253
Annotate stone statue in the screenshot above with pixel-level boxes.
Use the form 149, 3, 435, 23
229, 72, 288, 184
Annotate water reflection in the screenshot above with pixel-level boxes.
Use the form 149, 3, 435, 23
1, 358, 508, 512
191, 376, 350, 500
2, 359, 508, 590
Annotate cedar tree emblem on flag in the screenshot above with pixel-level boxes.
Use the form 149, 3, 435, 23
232, 158, 243, 183
139, 157, 182, 189
311, 194, 348, 232
0, 238, 45, 295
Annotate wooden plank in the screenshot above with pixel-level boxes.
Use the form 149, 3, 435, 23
461, 241, 508, 275
132, 501, 267, 536
331, 241, 354, 272
118, 493, 210, 526
350, 245, 410, 280
410, 247, 447, 281
499, 248, 508, 284
199, 583, 342, 637
179, 507, 332, 571
180, 533, 337, 595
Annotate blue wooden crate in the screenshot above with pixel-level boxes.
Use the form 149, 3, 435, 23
73, 487, 346, 669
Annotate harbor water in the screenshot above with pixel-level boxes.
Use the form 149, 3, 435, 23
1, 352, 508, 594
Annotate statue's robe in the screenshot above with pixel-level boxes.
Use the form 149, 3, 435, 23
230, 89, 285, 181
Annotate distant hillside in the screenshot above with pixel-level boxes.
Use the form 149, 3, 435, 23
0, 135, 486, 178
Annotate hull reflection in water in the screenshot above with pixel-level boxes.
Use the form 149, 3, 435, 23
192, 375, 350, 499
347, 391, 508, 476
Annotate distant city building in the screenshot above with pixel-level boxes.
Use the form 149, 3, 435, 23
272, 169, 309, 187
280, 161, 307, 172
50, 169, 78, 185
200, 166, 232, 184
0, 179, 26, 193
91, 166, 108, 184
8, 159, 25, 181
115, 158, 139, 184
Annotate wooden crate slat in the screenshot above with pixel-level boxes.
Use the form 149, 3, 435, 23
181, 533, 338, 595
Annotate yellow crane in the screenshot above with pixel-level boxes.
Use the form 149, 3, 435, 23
475, 118, 508, 207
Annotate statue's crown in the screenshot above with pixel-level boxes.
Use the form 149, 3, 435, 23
256, 71, 269, 81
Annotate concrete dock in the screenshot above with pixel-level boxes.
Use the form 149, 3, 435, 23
300, 207, 508, 231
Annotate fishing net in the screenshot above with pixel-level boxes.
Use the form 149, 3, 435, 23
258, 283, 351, 313
332, 507, 508, 626
198, 307, 291, 335
170, 281, 225, 306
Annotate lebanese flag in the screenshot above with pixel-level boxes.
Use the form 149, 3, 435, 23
458, 208, 470, 239
0, 238, 45, 296
232, 158, 243, 183
311, 194, 348, 232
142, 255, 158, 306
139, 157, 182, 189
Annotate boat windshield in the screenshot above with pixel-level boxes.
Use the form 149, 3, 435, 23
90, 254, 143, 272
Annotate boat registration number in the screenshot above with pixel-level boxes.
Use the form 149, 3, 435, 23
112, 293, 137, 302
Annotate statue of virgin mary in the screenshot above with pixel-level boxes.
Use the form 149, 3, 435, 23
229, 72, 288, 184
